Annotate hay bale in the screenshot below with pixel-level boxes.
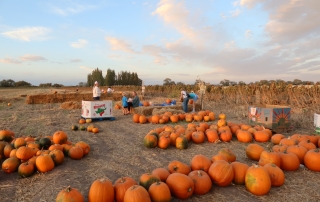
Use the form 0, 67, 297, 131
152, 108, 184, 115
60, 101, 82, 109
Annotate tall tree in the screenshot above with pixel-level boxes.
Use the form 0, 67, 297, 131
87, 68, 104, 86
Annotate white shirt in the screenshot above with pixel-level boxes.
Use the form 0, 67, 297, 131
107, 88, 113, 93
181, 90, 187, 99
93, 86, 101, 97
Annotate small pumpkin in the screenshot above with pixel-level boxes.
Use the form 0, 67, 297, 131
218, 148, 236, 162
68, 146, 84, 160
271, 134, 285, 145
304, 148, 320, 172
168, 160, 191, 175
143, 133, 158, 148
175, 136, 188, 149
219, 130, 232, 142
16, 146, 35, 161
91, 127, 99, 134
253, 131, 270, 142
279, 150, 300, 171
56, 186, 84, 202
139, 115, 147, 124
211, 154, 228, 163
205, 129, 219, 143
88, 178, 114, 202
52, 131, 68, 144
191, 131, 205, 144
236, 130, 253, 143
298, 139, 317, 151
166, 173, 194, 199
148, 181, 171, 202
139, 172, 161, 190
158, 135, 170, 149
114, 177, 138, 202
2, 157, 21, 174
35, 154, 55, 173
286, 145, 307, 164
49, 149, 64, 166
188, 170, 212, 195
18, 161, 35, 178
190, 154, 212, 172
132, 114, 140, 123
75, 141, 90, 155
48, 144, 64, 151
3, 143, 14, 158
258, 151, 281, 167
14, 137, 26, 149
246, 144, 265, 161
0, 130, 15, 142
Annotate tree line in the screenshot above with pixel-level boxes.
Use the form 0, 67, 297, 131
86, 68, 142, 87
0, 79, 64, 87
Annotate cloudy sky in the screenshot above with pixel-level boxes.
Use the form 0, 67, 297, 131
1, 0, 319, 86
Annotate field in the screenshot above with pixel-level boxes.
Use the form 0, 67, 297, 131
0, 86, 320, 202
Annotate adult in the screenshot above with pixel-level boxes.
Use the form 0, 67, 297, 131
188, 91, 199, 112
92, 81, 101, 100
180, 88, 189, 113
107, 86, 114, 93
132, 91, 140, 108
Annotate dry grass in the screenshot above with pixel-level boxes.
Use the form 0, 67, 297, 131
0, 87, 319, 202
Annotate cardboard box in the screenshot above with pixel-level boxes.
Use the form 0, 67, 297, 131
248, 105, 291, 133
81, 100, 113, 119
314, 113, 320, 135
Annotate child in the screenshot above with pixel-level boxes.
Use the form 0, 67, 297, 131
122, 93, 129, 115
188, 91, 199, 112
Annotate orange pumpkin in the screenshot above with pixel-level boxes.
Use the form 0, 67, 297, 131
263, 163, 285, 187
0, 129, 15, 142
245, 164, 271, 196
246, 144, 265, 161
168, 160, 191, 175
286, 145, 307, 164
205, 129, 219, 143
191, 131, 205, 144
271, 134, 285, 145
170, 115, 179, 123
211, 154, 228, 163
52, 131, 68, 144
123, 185, 151, 202
208, 160, 234, 186
92, 127, 99, 133
253, 131, 270, 142
231, 162, 249, 185
158, 135, 171, 149
298, 139, 317, 151
49, 149, 64, 166
279, 136, 298, 146
114, 177, 138, 202
3, 144, 14, 158
236, 130, 253, 143
166, 173, 194, 199
35, 154, 55, 173
88, 178, 114, 202
219, 130, 232, 142
139, 172, 161, 190
188, 170, 212, 195
16, 146, 34, 161
279, 151, 300, 171
151, 168, 170, 182
190, 154, 212, 172
75, 141, 90, 155
272, 144, 288, 153
14, 137, 26, 149
218, 148, 236, 162
304, 148, 320, 172
175, 136, 188, 149
148, 181, 171, 202
56, 186, 84, 202
132, 114, 140, 123
258, 151, 281, 167
18, 161, 35, 178
68, 146, 84, 160
2, 157, 20, 173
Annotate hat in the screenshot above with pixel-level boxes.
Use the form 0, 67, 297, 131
94, 81, 98, 84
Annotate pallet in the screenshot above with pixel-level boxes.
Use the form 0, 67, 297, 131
81, 116, 116, 121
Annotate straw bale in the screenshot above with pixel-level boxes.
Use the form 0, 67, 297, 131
60, 101, 82, 109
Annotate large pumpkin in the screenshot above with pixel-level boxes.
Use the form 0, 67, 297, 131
88, 178, 114, 202
68, 146, 84, 160
208, 160, 234, 187
253, 131, 270, 142
286, 145, 307, 164
0, 130, 15, 142
143, 133, 158, 148
245, 164, 271, 196
205, 129, 219, 143
16, 146, 34, 161
75, 141, 90, 156
168, 160, 191, 175
279, 151, 300, 171
236, 130, 253, 143
14, 137, 26, 149
304, 148, 320, 172
148, 181, 171, 202
246, 144, 265, 161
188, 170, 212, 195
231, 162, 249, 185
52, 131, 68, 144
190, 154, 212, 172
258, 151, 281, 167
191, 131, 205, 144
166, 173, 194, 199
123, 185, 151, 202
132, 114, 140, 123
114, 177, 137, 202
56, 186, 84, 202
263, 163, 285, 186
271, 134, 285, 145
18, 161, 35, 178
49, 149, 65, 166
35, 154, 55, 173
175, 136, 188, 149
219, 130, 232, 142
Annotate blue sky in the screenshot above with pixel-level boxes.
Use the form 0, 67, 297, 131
1, 0, 319, 86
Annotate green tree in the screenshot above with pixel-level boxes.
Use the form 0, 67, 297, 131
15, 80, 31, 87
87, 68, 104, 86
0, 79, 15, 87
105, 68, 116, 86
163, 78, 175, 85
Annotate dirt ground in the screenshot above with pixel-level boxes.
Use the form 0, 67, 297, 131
0, 87, 320, 202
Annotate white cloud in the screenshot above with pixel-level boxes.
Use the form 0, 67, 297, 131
105, 37, 138, 54
233, 1, 240, 7
51, 4, 97, 16
0, 57, 22, 64
70, 39, 88, 48
230, 9, 242, 17
79, 66, 93, 71
20, 54, 47, 61
1, 27, 51, 42
245, 30, 252, 38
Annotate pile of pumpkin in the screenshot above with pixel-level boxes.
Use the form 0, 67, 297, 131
133, 110, 216, 124
0, 129, 90, 178
75, 118, 99, 133
55, 147, 291, 201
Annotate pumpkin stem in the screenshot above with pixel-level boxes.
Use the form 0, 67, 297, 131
197, 170, 202, 177
65, 186, 71, 192
173, 166, 178, 171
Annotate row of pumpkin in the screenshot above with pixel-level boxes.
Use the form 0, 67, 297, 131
132, 110, 220, 124
0, 130, 90, 177
55, 147, 292, 202
143, 121, 277, 149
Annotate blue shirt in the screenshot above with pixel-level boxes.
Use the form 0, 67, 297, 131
122, 96, 128, 107
188, 93, 197, 99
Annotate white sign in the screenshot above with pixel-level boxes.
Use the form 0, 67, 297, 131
81, 100, 113, 118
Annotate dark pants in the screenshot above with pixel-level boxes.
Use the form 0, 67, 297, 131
183, 98, 189, 113
127, 102, 132, 111
93, 97, 100, 100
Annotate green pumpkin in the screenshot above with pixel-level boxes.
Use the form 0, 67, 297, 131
143, 134, 158, 148
39, 138, 52, 150
176, 136, 188, 149
79, 126, 86, 131
71, 125, 79, 131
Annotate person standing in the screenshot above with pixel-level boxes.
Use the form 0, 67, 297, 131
93, 81, 101, 100
180, 88, 189, 113
188, 91, 198, 112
